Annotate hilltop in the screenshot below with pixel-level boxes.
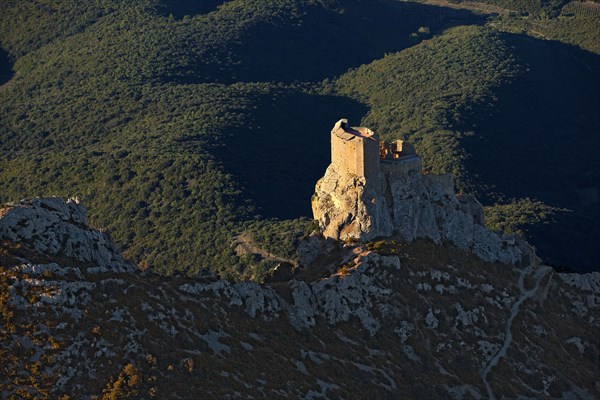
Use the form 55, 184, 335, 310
1, 2, 599, 398
1, 0, 598, 279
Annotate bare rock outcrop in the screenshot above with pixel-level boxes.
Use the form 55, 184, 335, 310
311, 163, 393, 242
0, 197, 133, 272
180, 248, 396, 335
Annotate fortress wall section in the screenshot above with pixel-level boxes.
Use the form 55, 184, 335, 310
363, 137, 380, 179
332, 134, 362, 176
331, 133, 381, 178
380, 156, 422, 175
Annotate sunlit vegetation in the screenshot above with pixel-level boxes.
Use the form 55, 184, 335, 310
488, 1, 600, 54
484, 199, 568, 235
451, 0, 570, 17
335, 25, 521, 182
245, 219, 317, 261
100, 364, 142, 400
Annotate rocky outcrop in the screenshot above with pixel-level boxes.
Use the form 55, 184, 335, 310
181, 248, 397, 335
2, 197, 598, 399
311, 163, 393, 242
313, 153, 532, 265
287, 251, 399, 334
0, 197, 133, 272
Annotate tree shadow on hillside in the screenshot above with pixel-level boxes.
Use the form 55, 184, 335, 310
0, 49, 14, 86
459, 34, 600, 272
212, 91, 368, 219
158, 0, 228, 18
169, 1, 485, 84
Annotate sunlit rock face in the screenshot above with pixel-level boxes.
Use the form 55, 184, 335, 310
312, 163, 394, 242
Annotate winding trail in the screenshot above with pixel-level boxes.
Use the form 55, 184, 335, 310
406, 0, 517, 15
234, 233, 298, 267
480, 264, 551, 400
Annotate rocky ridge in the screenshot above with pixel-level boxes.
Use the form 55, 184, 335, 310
0, 197, 133, 273
312, 155, 533, 266
1, 198, 598, 399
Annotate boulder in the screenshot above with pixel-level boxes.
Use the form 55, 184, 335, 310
0, 197, 134, 272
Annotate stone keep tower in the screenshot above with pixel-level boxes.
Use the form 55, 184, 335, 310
330, 119, 380, 179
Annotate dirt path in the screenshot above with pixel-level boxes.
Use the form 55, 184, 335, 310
234, 233, 297, 267
480, 264, 552, 399
399, 0, 516, 15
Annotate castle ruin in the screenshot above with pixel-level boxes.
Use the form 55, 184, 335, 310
313, 119, 523, 266
330, 119, 380, 179
330, 118, 421, 179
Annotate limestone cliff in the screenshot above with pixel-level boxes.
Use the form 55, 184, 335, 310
313, 141, 532, 265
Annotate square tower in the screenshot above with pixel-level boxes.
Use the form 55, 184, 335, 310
331, 119, 380, 179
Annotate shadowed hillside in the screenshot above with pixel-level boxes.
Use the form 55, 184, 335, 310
460, 34, 600, 271
164, 0, 483, 84
243, 2, 480, 83
213, 90, 368, 219
158, 0, 229, 18
0, 49, 13, 86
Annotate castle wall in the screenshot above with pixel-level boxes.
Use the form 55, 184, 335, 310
363, 138, 380, 178
331, 134, 357, 175
380, 155, 422, 175
331, 133, 380, 178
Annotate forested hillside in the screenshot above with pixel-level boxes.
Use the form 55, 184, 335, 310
414, 0, 600, 53
1, 0, 598, 276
